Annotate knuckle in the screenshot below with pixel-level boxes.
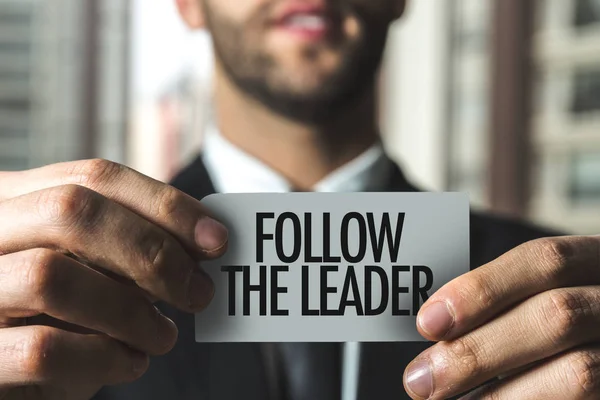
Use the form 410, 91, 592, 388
565, 350, 600, 396
542, 290, 590, 341
67, 159, 125, 188
151, 187, 183, 221
531, 238, 575, 278
456, 273, 496, 310
18, 326, 59, 381
38, 185, 104, 230
21, 249, 62, 306
137, 233, 182, 282
114, 293, 149, 327
446, 337, 485, 377
114, 298, 168, 353
145, 236, 170, 276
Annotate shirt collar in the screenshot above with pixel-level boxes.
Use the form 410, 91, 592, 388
202, 125, 392, 194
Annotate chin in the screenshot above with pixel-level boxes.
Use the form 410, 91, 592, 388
271, 78, 328, 99
273, 63, 341, 92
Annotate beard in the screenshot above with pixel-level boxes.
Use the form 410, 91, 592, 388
202, 0, 391, 125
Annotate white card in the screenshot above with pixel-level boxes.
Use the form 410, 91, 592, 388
195, 193, 469, 342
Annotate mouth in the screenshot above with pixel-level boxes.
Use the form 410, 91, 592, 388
271, 2, 332, 41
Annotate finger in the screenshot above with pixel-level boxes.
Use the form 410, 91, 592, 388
0, 159, 228, 258
459, 345, 600, 400
0, 185, 215, 312
417, 236, 599, 341
0, 326, 149, 389
404, 286, 600, 400
497, 360, 541, 380
0, 249, 177, 355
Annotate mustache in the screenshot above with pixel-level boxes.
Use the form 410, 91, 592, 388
251, 0, 350, 24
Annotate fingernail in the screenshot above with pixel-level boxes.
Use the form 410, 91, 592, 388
418, 301, 454, 338
195, 217, 228, 252
131, 351, 149, 375
155, 309, 178, 351
405, 359, 433, 399
188, 272, 215, 310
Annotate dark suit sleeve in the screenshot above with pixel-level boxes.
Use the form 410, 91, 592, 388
469, 211, 564, 270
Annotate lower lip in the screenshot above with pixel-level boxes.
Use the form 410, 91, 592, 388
273, 23, 329, 41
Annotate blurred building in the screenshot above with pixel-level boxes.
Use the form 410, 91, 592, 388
388, 0, 600, 234
0, 0, 130, 171
0, 0, 36, 171
129, 64, 213, 182
532, 0, 600, 233
446, 1, 493, 207
382, 1, 452, 193
444, 0, 600, 233
3, 0, 600, 233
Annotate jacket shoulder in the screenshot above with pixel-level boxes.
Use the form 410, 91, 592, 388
169, 155, 216, 201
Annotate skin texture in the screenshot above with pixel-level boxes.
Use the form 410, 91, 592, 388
201, 0, 391, 123
405, 236, 600, 399
0, 161, 228, 399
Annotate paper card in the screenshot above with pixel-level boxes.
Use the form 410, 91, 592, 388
195, 193, 469, 343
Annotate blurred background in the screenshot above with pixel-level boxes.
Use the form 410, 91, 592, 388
1, 0, 599, 233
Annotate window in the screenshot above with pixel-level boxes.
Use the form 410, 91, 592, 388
0, 42, 30, 56
574, 0, 600, 28
531, 0, 600, 233
569, 152, 600, 203
0, 127, 28, 139
571, 68, 600, 114
446, 0, 493, 206
0, 98, 30, 112
0, 70, 29, 88
0, 156, 29, 171
0, 1, 35, 172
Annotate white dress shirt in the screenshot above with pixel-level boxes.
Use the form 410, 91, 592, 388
202, 125, 393, 400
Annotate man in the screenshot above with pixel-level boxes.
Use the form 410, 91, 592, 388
0, 0, 599, 399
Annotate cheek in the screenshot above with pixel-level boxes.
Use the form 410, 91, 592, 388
205, 0, 267, 23
344, 14, 361, 39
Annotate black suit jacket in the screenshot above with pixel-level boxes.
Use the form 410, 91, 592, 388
94, 156, 557, 400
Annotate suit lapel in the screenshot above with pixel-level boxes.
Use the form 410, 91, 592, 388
168, 156, 274, 400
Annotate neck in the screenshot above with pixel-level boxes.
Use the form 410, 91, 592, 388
212, 68, 380, 190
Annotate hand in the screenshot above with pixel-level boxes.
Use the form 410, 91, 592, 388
403, 236, 600, 399
0, 159, 228, 400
